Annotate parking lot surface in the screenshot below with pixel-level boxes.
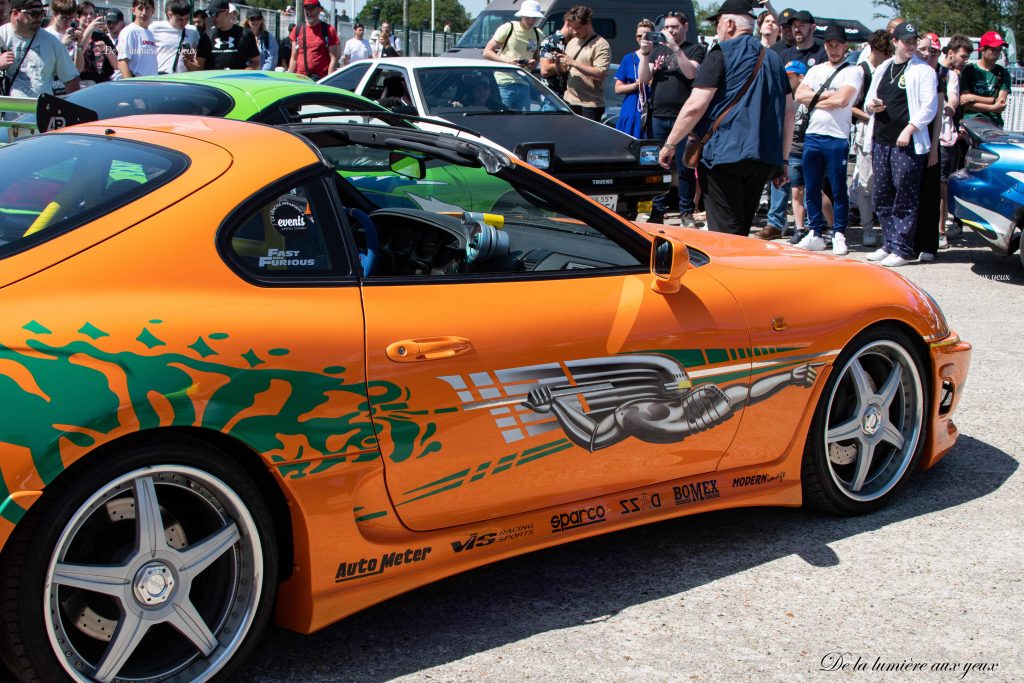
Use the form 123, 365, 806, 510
239, 227, 1022, 683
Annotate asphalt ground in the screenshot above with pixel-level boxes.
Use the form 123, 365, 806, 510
239, 226, 1023, 683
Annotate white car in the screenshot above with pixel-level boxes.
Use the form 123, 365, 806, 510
321, 58, 669, 217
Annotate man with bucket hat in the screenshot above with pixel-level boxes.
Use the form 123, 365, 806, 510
484, 0, 543, 110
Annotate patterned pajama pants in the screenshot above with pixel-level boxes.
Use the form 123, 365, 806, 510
872, 142, 925, 259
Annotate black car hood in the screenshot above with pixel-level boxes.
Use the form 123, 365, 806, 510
435, 112, 640, 166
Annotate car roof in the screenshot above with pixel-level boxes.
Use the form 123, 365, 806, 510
132, 71, 382, 110
349, 57, 526, 71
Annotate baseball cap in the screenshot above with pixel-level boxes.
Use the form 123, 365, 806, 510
784, 60, 808, 75
926, 32, 941, 51
12, 0, 48, 9
979, 31, 1008, 49
785, 10, 814, 25
822, 24, 846, 43
206, 0, 229, 15
303, 0, 321, 6
778, 8, 795, 24
708, 0, 756, 23
104, 7, 122, 22
892, 21, 919, 41
514, 0, 544, 19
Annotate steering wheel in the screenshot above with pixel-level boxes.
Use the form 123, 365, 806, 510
347, 208, 378, 276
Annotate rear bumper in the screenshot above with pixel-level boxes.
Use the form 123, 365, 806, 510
920, 332, 972, 469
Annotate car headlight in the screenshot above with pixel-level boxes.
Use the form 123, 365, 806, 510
515, 143, 555, 170
638, 143, 661, 166
965, 148, 999, 172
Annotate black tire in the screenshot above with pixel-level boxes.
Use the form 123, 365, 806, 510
0, 435, 278, 682
802, 325, 929, 515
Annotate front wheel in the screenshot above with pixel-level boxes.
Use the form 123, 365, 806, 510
802, 327, 928, 515
0, 438, 277, 682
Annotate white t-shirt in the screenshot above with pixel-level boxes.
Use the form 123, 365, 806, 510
0, 24, 79, 97
343, 37, 371, 62
116, 22, 159, 77
804, 61, 864, 139
149, 20, 200, 74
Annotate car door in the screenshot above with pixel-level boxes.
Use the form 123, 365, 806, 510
354, 153, 752, 531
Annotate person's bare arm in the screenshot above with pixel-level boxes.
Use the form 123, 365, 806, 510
118, 59, 133, 79
483, 37, 507, 63
794, 80, 816, 106
657, 86, 716, 168
328, 42, 340, 73
816, 84, 858, 109
614, 79, 643, 95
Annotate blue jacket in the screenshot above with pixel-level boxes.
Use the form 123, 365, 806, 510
696, 33, 789, 169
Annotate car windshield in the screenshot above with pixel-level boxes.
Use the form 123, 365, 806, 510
0, 134, 187, 257
66, 81, 235, 119
416, 67, 571, 115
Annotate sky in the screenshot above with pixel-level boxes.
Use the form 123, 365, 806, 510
457, 0, 890, 31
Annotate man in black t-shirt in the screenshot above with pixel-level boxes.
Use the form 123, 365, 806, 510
779, 10, 826, 68
206, 0, 258, 70
191, 10, 214, 70
638, 11, 706, 226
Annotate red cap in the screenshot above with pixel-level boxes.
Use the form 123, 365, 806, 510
926, 33, 940, 50
303, 0, 320, 6
979, 31, 1007, 49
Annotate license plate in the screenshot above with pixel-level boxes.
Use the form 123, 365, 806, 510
589, 194, 618, 210
637, 200, 653, 214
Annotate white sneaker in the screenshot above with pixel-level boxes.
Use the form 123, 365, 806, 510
919, 252, 935, 262
862, 228, 878, 247
832, 232, 848, 255
881, 253, 909, 267
795, 233, 827, 251
866, 247, 890, 262
938, 235, 949, 250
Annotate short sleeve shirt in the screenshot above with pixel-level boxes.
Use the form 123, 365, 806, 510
649, 42, 707, 117
780, 39, 828, 68
290, 22, 338, 77
803, 62, 864, 138
117, 23, 159, 77
343, 37, 371, 62
209, 25, 259, 70
563, 34, 611, 108
149, 21, 200, 74
0, 25, 78, 97
693, 47, 793, 97
490, 20, 541, 63
960, 63, 1012, 127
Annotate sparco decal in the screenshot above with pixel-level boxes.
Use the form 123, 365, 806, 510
619, 492, 663, 515
550, 505, 606, 533
451, 524, 534, 553
673, 479, 720, 505
732, 472, 786, 488
334, 546, 432, 583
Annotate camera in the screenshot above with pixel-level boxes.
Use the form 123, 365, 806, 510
69, 19, 79, 29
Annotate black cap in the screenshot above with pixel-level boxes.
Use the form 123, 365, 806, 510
892, 21, 919, 41
708, 0, 755, 22
822, 24, 847, 43
104, 8, 123, 22
785, 10, 814, 25
206, 0, 230, 16
12, 0, 48, 10
779, 8, 796, 23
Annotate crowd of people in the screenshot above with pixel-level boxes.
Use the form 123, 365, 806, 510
1, 0, 1017, 266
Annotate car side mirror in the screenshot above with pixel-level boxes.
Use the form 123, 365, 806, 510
650, 234, 689, 294
389, 152, 425, 179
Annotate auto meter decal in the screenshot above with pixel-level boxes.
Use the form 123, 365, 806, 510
270, 199, 312, 237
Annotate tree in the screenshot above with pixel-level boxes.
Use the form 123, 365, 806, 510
873, 0, 1005, 38
694, 1, 721, 28
357, 0, 471, 32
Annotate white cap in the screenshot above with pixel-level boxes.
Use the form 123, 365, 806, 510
370, 29, 381, 40
514, 0, 545, 19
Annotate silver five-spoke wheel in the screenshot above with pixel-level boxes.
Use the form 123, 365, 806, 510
803, 329, 927, 514
44, 465, 263, 682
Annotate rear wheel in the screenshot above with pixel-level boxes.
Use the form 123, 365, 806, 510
0, 438, 277, 682
802, 327, 928, 515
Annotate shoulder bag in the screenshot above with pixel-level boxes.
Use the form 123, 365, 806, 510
683, 46, 766, 170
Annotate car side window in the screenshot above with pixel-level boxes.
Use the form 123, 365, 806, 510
224, 178, 347, 280
328, 63, 370, 93
365, 68, 412, 108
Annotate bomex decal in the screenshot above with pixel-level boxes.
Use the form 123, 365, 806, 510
441, 354, 821, 453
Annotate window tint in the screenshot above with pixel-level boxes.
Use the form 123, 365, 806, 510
323, 63, 371, 93
0, 134, 186, 256
225, 179, 344, 279
66, 81, 234, 118
417, 67, 570, 114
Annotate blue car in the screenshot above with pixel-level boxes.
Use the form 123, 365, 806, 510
948, 117, 1024, 267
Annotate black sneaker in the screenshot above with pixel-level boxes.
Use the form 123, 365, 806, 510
680, 212, 698, 228
789, 229, 806, 245
647, 212, 665, 224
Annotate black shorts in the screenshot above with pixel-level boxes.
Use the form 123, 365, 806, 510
939, 145, 955, 182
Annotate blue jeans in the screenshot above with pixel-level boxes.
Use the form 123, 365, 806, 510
767, 179, 790, 230
802, 134, 850, 235
498, 83, 529, 111
651, 116, 696, 215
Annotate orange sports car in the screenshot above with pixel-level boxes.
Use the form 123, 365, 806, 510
0, 116, 970, 682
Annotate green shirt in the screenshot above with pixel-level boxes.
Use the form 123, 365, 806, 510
960, 63, 1012, 127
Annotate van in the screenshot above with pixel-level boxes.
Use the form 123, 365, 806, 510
445, 0, 698, 63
